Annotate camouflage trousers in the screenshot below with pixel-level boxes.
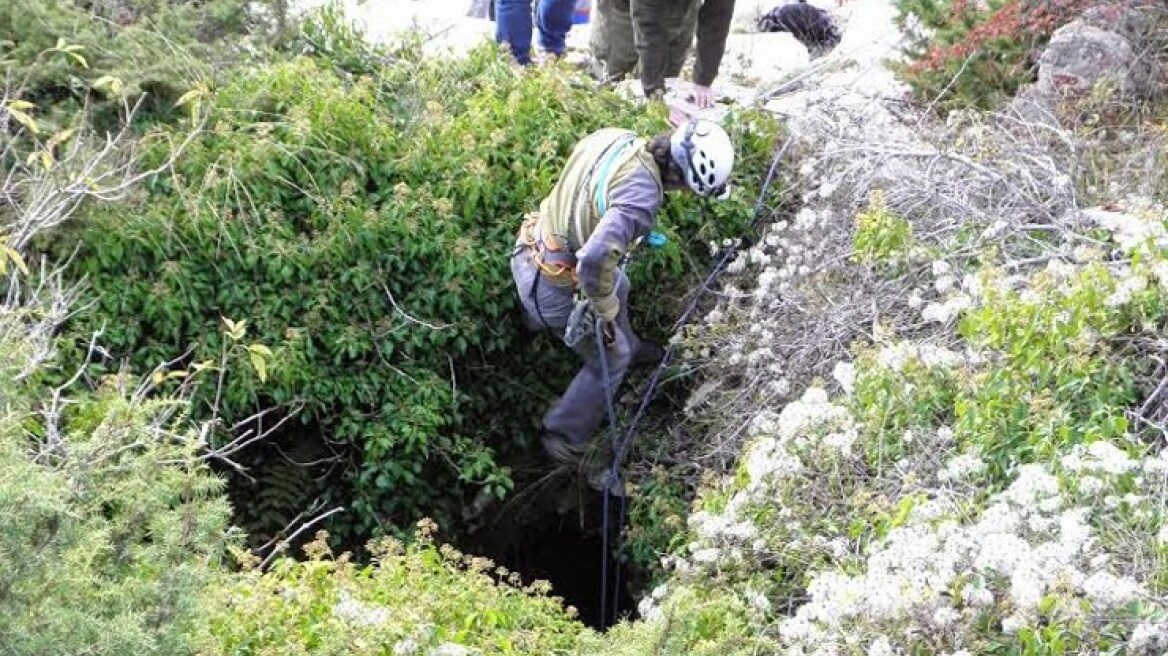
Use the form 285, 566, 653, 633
589, 0, 701, 91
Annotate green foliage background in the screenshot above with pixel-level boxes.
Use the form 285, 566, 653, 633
40, 7, 782, 544
0, 0, 285, 129
0, 366, 233, 656
890, 0, 1092, 113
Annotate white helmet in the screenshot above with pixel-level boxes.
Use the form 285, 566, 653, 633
670, 118, 735, 200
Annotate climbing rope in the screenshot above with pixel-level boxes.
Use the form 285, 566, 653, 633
594, 135, 794, 628
595, 313, 619, 629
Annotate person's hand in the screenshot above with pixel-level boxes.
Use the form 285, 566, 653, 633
590, 293, 620, 323
689, 84, 715, 109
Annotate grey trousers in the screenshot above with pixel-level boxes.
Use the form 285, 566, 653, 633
511, 250, 640, 447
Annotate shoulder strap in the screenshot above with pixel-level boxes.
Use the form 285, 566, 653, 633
567, 130, 637, 249
593, 134, 639, 217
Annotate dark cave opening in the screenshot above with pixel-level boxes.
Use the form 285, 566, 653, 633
461, 482, 640, 631
211, 411, 649, 631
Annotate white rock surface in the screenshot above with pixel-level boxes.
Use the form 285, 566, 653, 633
290, 0, 909, 111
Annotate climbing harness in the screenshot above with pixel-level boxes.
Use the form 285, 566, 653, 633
513, 131, 654, 336
595, 135, 794, 628
517, 212, 579, 286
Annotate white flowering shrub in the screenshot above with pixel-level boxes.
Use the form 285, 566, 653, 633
598, 201, 1168, 655
783, 456, 1168, 656
954, 263, 1163, 482
851, 341, 965, 458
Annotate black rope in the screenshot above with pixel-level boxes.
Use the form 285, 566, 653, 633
594, 135, 793, 628
595, 314, 620, 628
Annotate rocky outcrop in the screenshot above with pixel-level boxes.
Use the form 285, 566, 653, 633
1010, 3, 1165, 121
1036, 22, 1156, 97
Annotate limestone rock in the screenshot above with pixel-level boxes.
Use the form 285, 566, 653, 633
1036, 22, 1146, 97
1008, 6, 1164, 120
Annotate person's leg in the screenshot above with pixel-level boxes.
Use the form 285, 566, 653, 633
511, 250, 574, 331
535, 0, 575, 56
496, 0, 535, 65
663, 0, 700, 79
590, 0, 638, 81
542, 271, 637, 449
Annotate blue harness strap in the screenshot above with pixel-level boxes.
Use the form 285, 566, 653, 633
593, 134, 638, 218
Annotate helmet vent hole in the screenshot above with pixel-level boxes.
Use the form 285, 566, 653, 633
698, 162, 707, 175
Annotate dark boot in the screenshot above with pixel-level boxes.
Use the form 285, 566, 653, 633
585, 462, 627, 496
631, 340, 666, 368
541, 430, 586, 465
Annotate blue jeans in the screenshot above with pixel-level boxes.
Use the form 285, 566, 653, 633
495, 0, 575, 65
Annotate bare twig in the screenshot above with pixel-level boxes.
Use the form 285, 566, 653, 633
382, 282, 453, 331
259, 505, 346, 570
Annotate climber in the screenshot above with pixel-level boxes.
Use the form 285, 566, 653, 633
757, 0, 842, 59
590, 0, 736, 108
510, 118, 735, 470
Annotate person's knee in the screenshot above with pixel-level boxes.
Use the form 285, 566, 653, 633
606, 330, 636, 372
591, 0, 636, 72
535, 0, 573, 52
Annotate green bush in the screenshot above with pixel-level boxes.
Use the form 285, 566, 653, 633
0, 345, 233, 656
851, 188, 918, 272
955, 263, 1156, 480
0, 0, 281, 127
42, 14, 781, 544
205, 525, 587, 655
623, 464, 691, 587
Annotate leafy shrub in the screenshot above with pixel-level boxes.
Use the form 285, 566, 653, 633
44, 13, 782, 544
954, 262, 1155, 480
851, 189, 917, 270
0, 0, 281, 127
205, 524, 586, 656
623, 464, 691, 588
0, 336, 233, 656
0, 77, 239, 656
892, 0, 1103, 113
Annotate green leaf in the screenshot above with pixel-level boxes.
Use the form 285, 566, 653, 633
1, 243, 29, 276
222, 317, 247, 341
92, 75, 124, 94
174, 88, 202, 108
5, 106, 38, 134
249, 350, 268, 383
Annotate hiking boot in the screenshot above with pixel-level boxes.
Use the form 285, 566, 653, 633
631, 340, 666, 368
541, 430, 586, 465
586, 464, 627, 497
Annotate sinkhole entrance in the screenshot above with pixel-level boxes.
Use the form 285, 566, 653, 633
461, 481, 641, 631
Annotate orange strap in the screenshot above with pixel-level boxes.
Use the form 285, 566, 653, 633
518, 213, 578, 285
